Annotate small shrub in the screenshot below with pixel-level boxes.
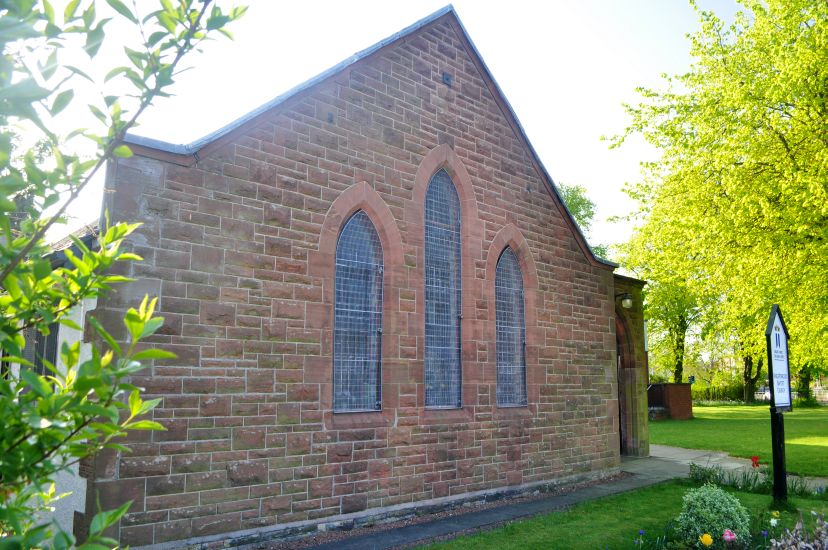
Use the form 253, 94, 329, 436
793, 396, 822, 408
722, 467, 770, 494
675, 484, 751, 548
691, 382, 745, 403
689, 463, 725, 486
787, 475, 816, 498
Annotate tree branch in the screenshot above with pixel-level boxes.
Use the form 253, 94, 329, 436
0, 1, 214, 285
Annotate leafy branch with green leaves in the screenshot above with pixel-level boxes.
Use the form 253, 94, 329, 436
0, 1, 244, 547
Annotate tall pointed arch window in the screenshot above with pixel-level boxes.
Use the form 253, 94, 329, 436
424, 169, 462, 408
496, 248, 527, 407
334, 210, 383, 412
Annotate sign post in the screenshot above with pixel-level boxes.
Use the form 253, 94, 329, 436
765, 304, 792, 502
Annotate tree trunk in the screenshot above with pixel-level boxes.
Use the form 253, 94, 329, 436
797, 363, 812, 400
671, 314, 689, 383
742, 356, 763, 402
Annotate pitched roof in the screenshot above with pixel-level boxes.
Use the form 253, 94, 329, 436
124, 5, 615, 269
48, 221, 100, 268
49, 222, 98, 252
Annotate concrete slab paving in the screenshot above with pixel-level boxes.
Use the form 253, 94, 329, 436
650, 444, 753, 470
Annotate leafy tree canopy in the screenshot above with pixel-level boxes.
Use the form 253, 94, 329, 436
557, 182, 610, 259
614, 0, 827, 368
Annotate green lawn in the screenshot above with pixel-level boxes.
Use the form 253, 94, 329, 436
650, 404, 828, 477
423, 481, 827, 549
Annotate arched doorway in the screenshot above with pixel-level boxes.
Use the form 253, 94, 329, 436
613, 275, 650, 457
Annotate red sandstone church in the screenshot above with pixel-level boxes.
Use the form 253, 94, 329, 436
83, 6, 649, 546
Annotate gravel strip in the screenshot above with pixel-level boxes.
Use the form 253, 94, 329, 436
268, 472, 630, 549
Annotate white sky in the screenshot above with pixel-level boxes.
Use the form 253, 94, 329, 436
64, 0, 741, 250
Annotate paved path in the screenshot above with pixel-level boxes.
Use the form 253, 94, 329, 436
648, 444, 828, 490
648, 444, 753, 471
303, 446, 823, 550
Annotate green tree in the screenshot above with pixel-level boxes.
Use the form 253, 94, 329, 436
557, 182, 610, 259
795, 361, 827, 402
650, 283, 695, 384
0, 1, 244, 547
618, 218, 703, 383
733, 314, 765, 402
613, 0, 827, 377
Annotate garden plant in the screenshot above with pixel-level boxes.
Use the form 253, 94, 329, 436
0, 1, 243, 547
674, 484, 751, 548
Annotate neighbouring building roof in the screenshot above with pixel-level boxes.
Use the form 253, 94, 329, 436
48, 222, 99, 267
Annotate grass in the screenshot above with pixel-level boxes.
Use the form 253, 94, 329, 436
422, 480, 827, 549
650, 404, 828, 477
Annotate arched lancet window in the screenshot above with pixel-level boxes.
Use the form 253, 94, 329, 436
334, 210, 383, 412
496, 247, 527, 407
424, 169, 462, 408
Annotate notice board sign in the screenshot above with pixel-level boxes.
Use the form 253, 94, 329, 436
765, 305, 792, 411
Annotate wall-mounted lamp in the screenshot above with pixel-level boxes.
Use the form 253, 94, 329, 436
615, 293, 634, 310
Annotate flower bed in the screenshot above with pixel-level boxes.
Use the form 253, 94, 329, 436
632, 491, 827, 549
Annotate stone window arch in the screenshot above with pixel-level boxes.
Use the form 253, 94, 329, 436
309, 181, 404, 420
408, 144, 482, 414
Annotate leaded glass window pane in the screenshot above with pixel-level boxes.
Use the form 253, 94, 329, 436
334, 210, 383, 412
496, 248, 527, 407
425, 169, 462, 408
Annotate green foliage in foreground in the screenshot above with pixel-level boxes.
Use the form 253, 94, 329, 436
0, 0, 243, 547
650, 405, 828, 477
424, 481, 828, 550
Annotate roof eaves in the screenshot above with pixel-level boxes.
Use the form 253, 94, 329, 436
124, 5, 456, 156
613, 273, 647, 287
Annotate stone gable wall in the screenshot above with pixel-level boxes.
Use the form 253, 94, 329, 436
90, 17, 619, 546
